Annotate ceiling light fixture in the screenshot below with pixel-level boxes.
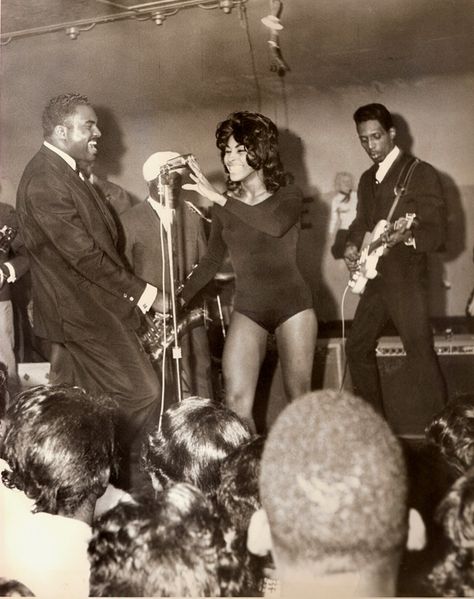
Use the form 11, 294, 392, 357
0, 0, 248, 45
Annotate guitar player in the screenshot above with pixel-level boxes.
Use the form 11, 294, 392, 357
343, 103, 447, 424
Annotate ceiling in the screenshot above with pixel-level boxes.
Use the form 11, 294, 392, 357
1, 0, 473, 110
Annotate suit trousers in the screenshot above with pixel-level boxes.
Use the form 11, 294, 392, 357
49, 327, 161, 487
345, 275, 446, 425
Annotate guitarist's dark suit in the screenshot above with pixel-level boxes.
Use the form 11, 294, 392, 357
345, 150, 447, 423
16, 145, 160, 449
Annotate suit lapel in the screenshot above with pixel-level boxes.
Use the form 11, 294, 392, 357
40, 146, 120, 258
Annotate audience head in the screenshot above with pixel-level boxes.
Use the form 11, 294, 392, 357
142, 397, 251, 496
217, 435, 267, 596
257, 390, 408, 596
217, 434, 265, 533
215, 111, 292, 193
89, 483, 221, 597
42, 93, 100, 163
425, 394, 474, 476
429, 467, 474, 596
0, 578, 35, 597
0, 384, 117, 519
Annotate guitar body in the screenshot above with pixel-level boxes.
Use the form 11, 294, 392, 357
348, 214, 416, 295
348, 220, 388, 295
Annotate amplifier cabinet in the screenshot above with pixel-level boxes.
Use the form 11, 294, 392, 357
376, 335, 474, 436
260, 338, 347, 430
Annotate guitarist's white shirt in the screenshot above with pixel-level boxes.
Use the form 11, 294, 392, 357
374, 145, 416, 248
375, 145, 400, 183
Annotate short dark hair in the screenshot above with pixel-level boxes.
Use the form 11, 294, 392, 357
142, 397, 251, 496
0, 578, 35, 597
41, 93, 90, 138
353, 103, 394, 132
89, 483, 221, 597
260, 390, 408, 572
0, 384, 117, 516
425, 395, 474, 476
216, 111, 293, 194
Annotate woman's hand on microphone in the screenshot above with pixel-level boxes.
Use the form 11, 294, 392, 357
182, 158, 227, 206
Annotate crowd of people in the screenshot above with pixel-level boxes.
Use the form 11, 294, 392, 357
1, 91, 472, 596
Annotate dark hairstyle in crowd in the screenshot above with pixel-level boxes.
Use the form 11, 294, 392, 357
260, 389, 408, 573
142, 397, 251, 496
217, 435, 267, 596
0, 384, 117, 516
42, 92, 90, 138
0, 361, 8, 420
429, 468, 474, 596
353, 103, 394, 132
215, 111, 293, 194
425, 395, 474, 476
0, 578, 35, 597
89, 483, 234, 597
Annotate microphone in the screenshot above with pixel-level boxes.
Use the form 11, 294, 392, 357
161, 154, 195, 173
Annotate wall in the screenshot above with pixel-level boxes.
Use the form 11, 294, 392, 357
1, 1, 473, 320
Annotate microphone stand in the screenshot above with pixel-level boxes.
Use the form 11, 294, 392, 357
157, 167, 183, 403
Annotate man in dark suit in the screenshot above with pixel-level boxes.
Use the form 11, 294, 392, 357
16, 93, 163, 482
0, 200, 29, 400
343, 103, 446, 425
120, 152, 213, 400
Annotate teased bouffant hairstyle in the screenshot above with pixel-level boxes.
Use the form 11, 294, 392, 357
42, 92, 90, 138
142, 397, 251, 496
216, 435, 267, 596
0, 384, 117, 516
260, 390, 408, 572
429, 468, 474, 596
89, 482, 244, 597
215, 111, 293, 194
353, 103, 394, 132
425, 395, 474, 476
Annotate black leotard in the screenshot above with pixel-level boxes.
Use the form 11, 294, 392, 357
181, 184, 312, 333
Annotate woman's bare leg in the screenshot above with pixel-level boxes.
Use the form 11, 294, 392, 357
275, 308, 318, 400
222, 311, 268, 432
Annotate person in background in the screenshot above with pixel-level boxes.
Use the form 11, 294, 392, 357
120, 151, 213, 401
328, 171, 358, 259
343, 103, 446, 422
0, 200, 29, 399
181, 111, 317, 431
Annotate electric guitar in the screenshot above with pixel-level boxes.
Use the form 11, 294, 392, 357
348, 213, 416, 295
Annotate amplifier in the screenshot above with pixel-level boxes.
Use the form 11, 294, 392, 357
257, 338, 347, 430
376, 335, 474, 436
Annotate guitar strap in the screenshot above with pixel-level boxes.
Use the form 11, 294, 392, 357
386, 157, 420, 223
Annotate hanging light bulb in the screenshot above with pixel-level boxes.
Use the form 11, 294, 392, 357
219, 0, 233, 14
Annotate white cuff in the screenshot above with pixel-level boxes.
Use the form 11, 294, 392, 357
3, 262, 16, 283
137, 283, 157, 314
404, 235, 416, 248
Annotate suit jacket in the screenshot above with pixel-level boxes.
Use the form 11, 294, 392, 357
120, 199, 207, 290
0, 202, 29, 302
347, 152, 446, 283
16, 145, 146, 342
